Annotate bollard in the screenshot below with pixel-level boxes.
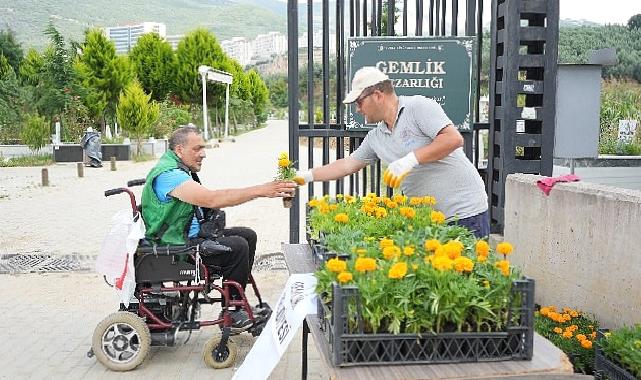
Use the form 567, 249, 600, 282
110, 156, 116, 171
41, 168, 49, 187
77, 162, 84, 178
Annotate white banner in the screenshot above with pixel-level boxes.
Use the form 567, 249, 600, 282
232, 273, 318, 380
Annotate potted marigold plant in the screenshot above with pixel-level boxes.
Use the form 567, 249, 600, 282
276, 151, 297, 208
308, 193, 534, 366
535, 305, 599, 374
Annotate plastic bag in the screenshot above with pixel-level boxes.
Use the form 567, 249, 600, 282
96, 209, 146, 307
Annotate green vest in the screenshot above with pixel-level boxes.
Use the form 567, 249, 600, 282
141, 150, 195, 245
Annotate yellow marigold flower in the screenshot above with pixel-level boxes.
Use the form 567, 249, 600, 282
412, 264, 418, 270
366, 192, 377, 198
580, 340, 593, 349
477, 255, 488, 263
278, 151, 288, 160
355, 257, 377, 272
399, 206, 416, 219
409, 197, 423, 206
424, 239, 441, 252
403, 246, 415, 256
278, 158, 290, 168
590, 332, 597, 339
325, 258, 347, 273
553, 327, 563, 334
444, 240, 464, 260
562, 313, 571, 321
431, 255, 454, 271
388, 262, 408, 279
476, 240, 490, 256
344, 195, 356, 204
482, 280, 490, 288
383, 245, 401, 260
540, 306, 551, 317
496, 242, 514, 255
495, 260, 510, 276
375, 207, 388, 219
431, 210, 446, 224
308, 199, 320, 208
562, 331, 573, 338
392, 194, 407, 204
329, 204, 339, 211
453, 256, 474, 273
334, 213, 349, 223
570, 310, 579, 318
568, 325, 578, 332
336, 194, 344, 199
379, 238, 394, 249
434, 245, 447, 257
337, 271, 353, 283
576, 334, 587, 342
319, 204, 330, 214
422, 196, 437, 206
386, 201, 398, 209
355, 248, 367, 256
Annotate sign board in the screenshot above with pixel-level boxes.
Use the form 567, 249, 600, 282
618, 119, 638, 143
346, 36, 476, 131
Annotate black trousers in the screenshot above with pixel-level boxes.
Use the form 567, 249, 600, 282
195, 227, 257, 300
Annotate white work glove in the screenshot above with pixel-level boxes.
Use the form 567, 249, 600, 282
293, 170, 314, 186
384, 152, 419, 188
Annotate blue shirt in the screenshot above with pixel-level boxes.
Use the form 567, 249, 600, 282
153, 169, 200, 238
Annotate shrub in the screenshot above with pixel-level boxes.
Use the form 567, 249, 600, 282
20, 115, 50, 152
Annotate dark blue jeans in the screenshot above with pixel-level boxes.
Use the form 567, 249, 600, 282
451, 210, 490, 239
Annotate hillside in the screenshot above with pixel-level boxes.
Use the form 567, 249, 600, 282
0, 0, 287, 49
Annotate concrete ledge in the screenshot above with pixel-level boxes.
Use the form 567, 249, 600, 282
504, 173, 641, 329
554, 155, 641, 167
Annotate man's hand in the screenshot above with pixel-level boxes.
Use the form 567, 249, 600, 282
383, 152, 419, 188
260, 180, 298, 198
292, 170, 313, 186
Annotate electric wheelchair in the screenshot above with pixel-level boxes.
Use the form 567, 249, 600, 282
88, 179, 271, 371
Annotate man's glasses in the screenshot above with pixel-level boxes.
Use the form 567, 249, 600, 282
355, 89, 375, 107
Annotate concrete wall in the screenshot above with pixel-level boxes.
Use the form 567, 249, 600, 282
504, 173, 641, 329
0, 145, 53, 158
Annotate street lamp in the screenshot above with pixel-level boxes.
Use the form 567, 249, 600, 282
197, 65, 234, 142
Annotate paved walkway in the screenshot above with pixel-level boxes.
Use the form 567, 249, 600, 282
0, 120, 323, 380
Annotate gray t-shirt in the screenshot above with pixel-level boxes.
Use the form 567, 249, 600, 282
351, 95, 487, 219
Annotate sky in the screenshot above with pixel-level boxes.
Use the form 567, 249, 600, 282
558, 0, 640, 24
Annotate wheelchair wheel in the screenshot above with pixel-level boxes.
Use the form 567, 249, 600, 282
92, 311, 151, 371
202, 334, 238, 369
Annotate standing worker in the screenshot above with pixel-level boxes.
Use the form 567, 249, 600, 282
294, 66, 488, 238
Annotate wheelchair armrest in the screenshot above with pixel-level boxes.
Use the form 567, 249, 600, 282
136, 244, 194, 256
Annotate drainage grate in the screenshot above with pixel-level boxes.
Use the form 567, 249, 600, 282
0, 252, 93, 274
252, 252, 288, 273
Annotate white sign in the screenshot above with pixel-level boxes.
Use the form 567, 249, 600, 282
618, 119, 638, 143
232, 273, 318, 380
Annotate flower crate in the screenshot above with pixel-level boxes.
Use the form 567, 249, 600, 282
594, 330, 637, 380
319, 278, 535, 366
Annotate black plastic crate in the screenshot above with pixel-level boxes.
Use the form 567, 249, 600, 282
319, 278, 535, 366
595, 330, 637, 380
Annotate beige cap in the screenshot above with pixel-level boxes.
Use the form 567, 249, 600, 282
343, 66, 389, 104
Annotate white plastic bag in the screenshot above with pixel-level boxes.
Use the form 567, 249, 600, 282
96, 209, 146, 307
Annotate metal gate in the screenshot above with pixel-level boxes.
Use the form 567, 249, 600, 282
286, 0, 558, 242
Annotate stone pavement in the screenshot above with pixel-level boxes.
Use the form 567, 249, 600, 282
0, 120, 324, 380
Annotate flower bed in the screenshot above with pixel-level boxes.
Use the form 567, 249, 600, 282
534, 305, 600, 374
595, 327, 641, 380
308, 193, 534, 366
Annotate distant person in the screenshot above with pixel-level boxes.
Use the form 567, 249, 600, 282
294, 66, 489, 237
141, 126, 297, 330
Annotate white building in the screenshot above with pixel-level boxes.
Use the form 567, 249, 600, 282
252, 32, 287, 59
298, 31, 336, 54
221, 37, 253, 66
103, 22, 167, 55
165, 34, 184, 50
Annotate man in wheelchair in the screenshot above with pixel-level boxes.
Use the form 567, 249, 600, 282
141, 125, 297, 331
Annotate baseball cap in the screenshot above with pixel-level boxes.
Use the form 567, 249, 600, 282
343, 66, 389, 104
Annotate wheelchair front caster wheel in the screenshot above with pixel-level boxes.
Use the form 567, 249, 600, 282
202, 334, 238, 369
92, 311, 151, 371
